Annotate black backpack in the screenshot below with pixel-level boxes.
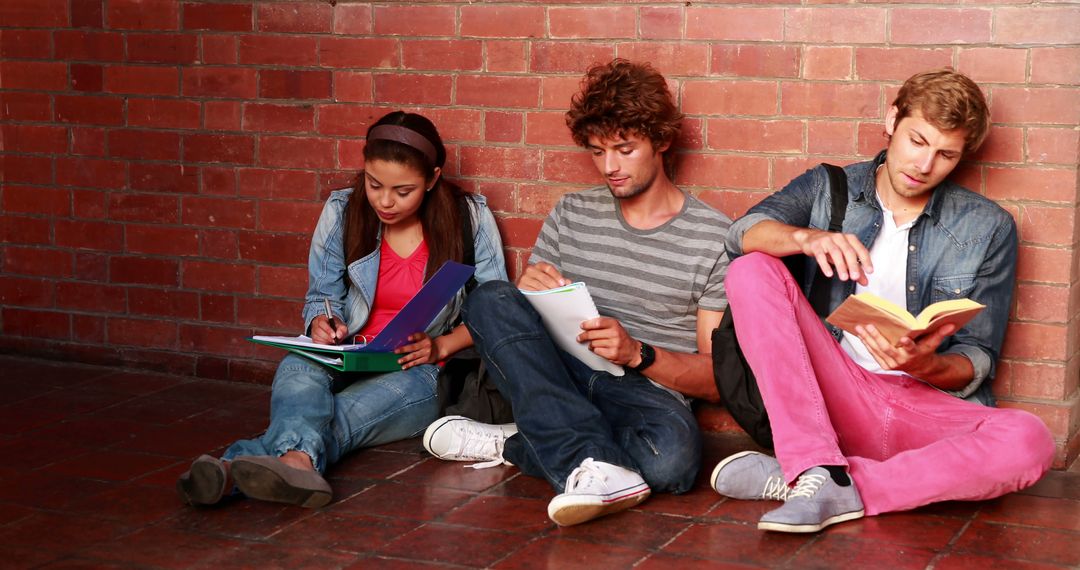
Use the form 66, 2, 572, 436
711, 164, 848, 449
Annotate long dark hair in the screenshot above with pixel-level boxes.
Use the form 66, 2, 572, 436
343, 111, 469, 279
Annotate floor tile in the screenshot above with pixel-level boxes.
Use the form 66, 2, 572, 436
329, 448, 427, 481
492, 535, 650, 569
1019, 469, 1080, 501
270, 513, 422, 553
976, 493, 1080, 531
205, 542, 362, 568
636, 552, 766, 569
0, 512, 131, 555
661, 521, 808, 566
823, 511, 968, 549
42, 449, 177, 482
0, 470, 114, 510
71, 526, 248, 568
167, 496, 314, 541
63, 482, 185, 526
785, 533, 937, 570
390, 455, 518, 492
634, 484, 723, 518
486, 472, 558, 500
952, 520, 1080, 567
330, 480, 476, 521
346, 557, 461, 569
33, 416, 157, 448
550, 509, 693, 549
932, 552, 1072, 570
379, 522, 533, 567
440, 495, 553, 533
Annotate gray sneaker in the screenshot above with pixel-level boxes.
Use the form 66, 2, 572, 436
710, 451, 790, 501
757, 466, 864, 533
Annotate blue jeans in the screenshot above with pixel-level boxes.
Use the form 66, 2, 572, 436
223, 353, 439, 473
462, 280, 701, 494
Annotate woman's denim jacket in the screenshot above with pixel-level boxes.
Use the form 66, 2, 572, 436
301, 189, 507, 341
725, 151, 1018, 406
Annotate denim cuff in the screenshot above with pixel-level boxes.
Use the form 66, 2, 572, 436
272, 437, 326, 474
725, 213, 774, 258
940, 344, 992, 399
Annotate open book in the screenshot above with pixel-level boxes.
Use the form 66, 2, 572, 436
249, 260, 475, 372
825, 292, 985, 346
520, 282, 624, 376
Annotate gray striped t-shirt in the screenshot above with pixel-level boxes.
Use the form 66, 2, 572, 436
531, 187, 731, 355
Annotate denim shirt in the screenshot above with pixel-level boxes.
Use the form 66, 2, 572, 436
302, 189, 507, 340
726, 151, 1018, 405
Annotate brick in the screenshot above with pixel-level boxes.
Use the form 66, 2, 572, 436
682, 80, 778, 116
108, 316, 178, 348
258, 136, 336, 169
56, 157, 126, 189
183, 134, 255, 165
237, 297, 298, 329
2, 185, 68, 215
524, 112, 574, 146
130, 163, 198, 193
373, 5, 455, 36
1, 92, 52, 121
201, 167, 237, 196
182, 67, 257, 98
995, 7, 1080, 44
416, 108, 484, 143
201, 228, 239, 259
1031, 48, 1080, 86
549, 7, 636, 39
238, 35, 318, 66
2, 29, 52, 59
71, 64, 104, 92
618, 46, 705, 81
72, 189, 106, 219
103, 65, 179, 95
71, 127, 106, 156
201, 34, 237, 65
969, 126, 1023, 164
1027, 128, 1079, 166
781, 82, 880, 119
992, 87, 1080, 125
530, 42, 614, 74
257, 2, 332, 33
402, 40, 483, 72
1018, 205, 1075, 246
242, 103, 314, 133
686, 8, 784, 41
55, 282, 126, 313
0, 276, 54, 307
126, 32, 197, 64
1000, 322, 1069, 361
258, 266, 308, 298
257, 200, 323, 233
107, 0, 179, 30
203, 100, 242, 130
476, 181, 516, 214
73, 251, 109, 281
999, 361, 1071, 401
484, 112, 522, 144
373, 74, 453, 105
1, 215, 51, 245
2, 155, 53, 185
958, 48, 1028, 85
640, 6, 681, 40
108, 193, 178, 223
182, 196, 256, 229
315, 104, 382, 137
183, 2, 252, 31
127, 98, 200, 129
0, 61, 67, 90
989, 166, 1080, 204
334, 3, 372, 35
496, 217, 544, 249
787, 8, 887, 44
891, 8, 992, 44
54, 93, 123, 125
4, 247, 72, 278
485, 40, 527, 73
3, 308, 70, 340
182, 260, 256, 293
107, 129, 180, 160
855, 48, 952, 81
71, 0, 102, 28
857, 121, 889, 157
56, 219, 124, 251
238, 169, 318, 200
338, 140, 366, 170
460, 147, 541, 180
55, 30, 124, 61
179, 323, 256, 356
675, 155, 771, 189
1015, 283, 1071, 324
126, 224, 200, 256
0, 0, 69, 27
697, 189, 771, 221
238, 233, 309, 264
198, 293, 235, 323
457, 75, 540, 108
513, 183, 562, 217
259, 69, 332, 100
332, 71, 373, 103
676, 117, 704, 151
128, 288, 199, 320
707, 119, 804, 153
712, 44, 799, 79
319, 37, 398, 69
460, 5, 545, 38
1, 125, 67, 154
540, 151, 600, 184
806, 121, 857, 155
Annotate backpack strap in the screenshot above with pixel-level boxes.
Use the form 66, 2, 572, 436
807, 163, 849, 316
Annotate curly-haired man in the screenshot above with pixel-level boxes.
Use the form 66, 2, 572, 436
423, 59, 732, 526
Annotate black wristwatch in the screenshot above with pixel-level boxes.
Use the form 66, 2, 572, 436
631, 341, 656, 372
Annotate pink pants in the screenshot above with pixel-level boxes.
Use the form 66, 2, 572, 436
726, 253, 1055, 516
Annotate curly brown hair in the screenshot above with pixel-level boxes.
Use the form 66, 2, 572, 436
565, 59, 683, 152
892, 68, 990, 155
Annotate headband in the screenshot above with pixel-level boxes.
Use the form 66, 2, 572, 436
367, 124, 439, 166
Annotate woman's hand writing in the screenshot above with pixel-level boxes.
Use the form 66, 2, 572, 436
311, 315, 348, 345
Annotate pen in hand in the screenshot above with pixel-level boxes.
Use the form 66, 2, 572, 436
323, 299, 339, 344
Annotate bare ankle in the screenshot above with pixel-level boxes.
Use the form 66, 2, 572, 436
279, 450, 315, 471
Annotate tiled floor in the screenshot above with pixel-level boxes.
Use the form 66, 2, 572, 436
1, 354, 1077, 569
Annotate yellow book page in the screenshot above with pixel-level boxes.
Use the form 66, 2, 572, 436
913, 298, 985, 328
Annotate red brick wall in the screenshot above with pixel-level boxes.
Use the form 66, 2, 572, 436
1, 1, 1077, 465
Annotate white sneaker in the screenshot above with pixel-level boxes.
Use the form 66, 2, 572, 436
422, 415, 517, 469
546, 458, 651, 526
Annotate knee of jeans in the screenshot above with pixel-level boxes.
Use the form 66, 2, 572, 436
463, 280, 516, 315
998, 410, 1056, 473
637, 419, 702, 494
726, 252, 785, 297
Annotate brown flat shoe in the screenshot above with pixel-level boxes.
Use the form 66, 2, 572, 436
230, 455, 332, 508
176, 454, 228, 506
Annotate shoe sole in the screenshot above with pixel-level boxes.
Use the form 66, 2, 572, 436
231, 458, 332, 509
709, 450, 763, 495
547, 488, 651, 527
176, 455, 226, 506
757, 508, 865, 533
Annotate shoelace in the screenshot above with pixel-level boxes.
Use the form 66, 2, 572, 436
564, 457, 605, 492
452, 424, 512, 470
787, 472, 828, 500
761, 476, 791, 501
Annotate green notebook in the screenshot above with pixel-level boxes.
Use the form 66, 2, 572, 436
248, 336, 402, 372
